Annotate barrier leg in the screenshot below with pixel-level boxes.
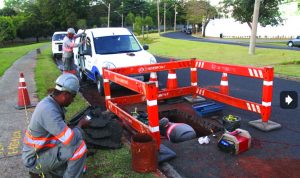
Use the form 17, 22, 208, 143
248, 67, 281, 131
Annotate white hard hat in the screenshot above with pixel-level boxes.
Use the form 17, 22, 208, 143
67, 28, 75, 34
55, 73, 79, 94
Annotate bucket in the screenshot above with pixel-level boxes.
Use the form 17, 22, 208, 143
131, 133, 157, 173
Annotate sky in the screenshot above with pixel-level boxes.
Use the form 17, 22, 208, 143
0, 0, 3, 9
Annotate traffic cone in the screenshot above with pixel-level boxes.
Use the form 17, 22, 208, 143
220, 73, 229, 95
166, 59, 178, 90
15, 73, 33, 110
149, 72, 158, 87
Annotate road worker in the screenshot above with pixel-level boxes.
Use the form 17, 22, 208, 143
62, 28, 85, 73
159, 117, 196, 143
22, 73, 90, 178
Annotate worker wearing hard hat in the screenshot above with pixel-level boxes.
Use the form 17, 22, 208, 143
22, 73, 90, 177
159, 117, 196, 143
62, 28, 85, 73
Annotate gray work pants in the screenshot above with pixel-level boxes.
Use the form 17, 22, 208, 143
62, 54, 75, 71
29, 141, 86, 178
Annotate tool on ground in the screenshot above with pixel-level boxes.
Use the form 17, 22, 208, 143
192, 101, 225, 117
218, 128, 251, 154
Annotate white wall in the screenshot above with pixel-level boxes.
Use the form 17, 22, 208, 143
206, 16, 300, 38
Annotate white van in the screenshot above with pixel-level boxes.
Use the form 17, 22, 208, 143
52, 31, 67, 58
73, 28, 157, 95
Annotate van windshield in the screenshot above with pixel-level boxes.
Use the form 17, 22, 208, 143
52, 34, 67, 41
93, 35, 142, 54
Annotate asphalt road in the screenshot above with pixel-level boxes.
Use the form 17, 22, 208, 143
161, 32, 300, 51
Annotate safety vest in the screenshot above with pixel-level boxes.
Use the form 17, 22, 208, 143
63, 37, 75, 53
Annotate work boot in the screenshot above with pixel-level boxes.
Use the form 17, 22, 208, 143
29, 172, 41, 178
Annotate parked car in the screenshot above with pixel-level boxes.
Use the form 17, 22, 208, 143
51, 31, 67, 58
73, 27, 157, 95
287, 36, 300, 47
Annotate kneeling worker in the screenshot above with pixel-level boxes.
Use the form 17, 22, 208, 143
22, 73, 90, 177
159, 117, 196, 143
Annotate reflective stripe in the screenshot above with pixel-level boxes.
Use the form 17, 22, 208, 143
103, 79, 109, 83
262, 102, 271, 107
168, 73, 176, 79
251, 104, 257, 112
18, 87, 27, 89
56, 126, 74, 145
147, 99, 157, 106
191, 82, 197, 86
19, 78, 25, 82
105, 96, 111, 100
55, 85, 63, 91
190, 68, 197, 71
263, 81, 273, 86
24, 131, 59, 149
220, 81, 228, 86
69, 141, 87, 161
63, 42, 74, 52
166, 123, 182, 141
222, 73, 227, 77
149, 126, 159, 133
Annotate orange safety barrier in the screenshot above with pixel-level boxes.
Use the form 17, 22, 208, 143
102, 59, 279, 149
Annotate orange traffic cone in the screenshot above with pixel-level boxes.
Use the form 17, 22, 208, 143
149, 72, 158, 87
220, 72, 229, 95
15, 73, 34, 110
166, 59, 178, 90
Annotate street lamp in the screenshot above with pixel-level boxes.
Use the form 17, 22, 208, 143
102, 3, 111, 27
114, 11, 123, 27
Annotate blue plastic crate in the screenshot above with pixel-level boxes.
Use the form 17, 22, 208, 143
192, 101, 225, 117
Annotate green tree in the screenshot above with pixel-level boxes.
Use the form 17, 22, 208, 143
0, 7, 17, 16
125, 12, 135, 30
4, 0, 29, 12
0, 16, 16, 45
222, 0, 283, 29
134, 16, 143, 35
185, 0, 217, 37
76, 19, 87, 29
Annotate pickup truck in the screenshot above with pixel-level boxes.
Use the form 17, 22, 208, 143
73, 28, 157, 95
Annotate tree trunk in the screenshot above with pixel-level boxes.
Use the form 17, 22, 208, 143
202, 20, 209, 37
36, 37, 39, 43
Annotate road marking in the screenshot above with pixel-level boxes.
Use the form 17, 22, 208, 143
7, 130, 22, 156
0, 143, 4, 156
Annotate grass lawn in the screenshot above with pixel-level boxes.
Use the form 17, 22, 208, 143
35, 47, 155, 178
0, 42, 49, 77
139, 33, 300, 78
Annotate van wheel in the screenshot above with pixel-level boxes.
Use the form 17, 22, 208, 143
79, 70, 87, 82
96, 75, 104, 96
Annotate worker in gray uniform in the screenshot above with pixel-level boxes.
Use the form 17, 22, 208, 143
22, 73, 90, 178
62, 28, 85, 73
159, 117, 196, 143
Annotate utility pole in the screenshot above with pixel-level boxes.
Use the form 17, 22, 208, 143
121, 2, 124, 27
157, 0, 160, 33
249, 0, 260, 55
174, 4, 177, 32
108, 3, 111, 27
164, 3, 166, 32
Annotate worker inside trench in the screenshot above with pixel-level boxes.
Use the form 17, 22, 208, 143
158, 109, 222, 143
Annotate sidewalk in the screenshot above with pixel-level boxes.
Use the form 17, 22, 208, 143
0, 49, 39, 177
